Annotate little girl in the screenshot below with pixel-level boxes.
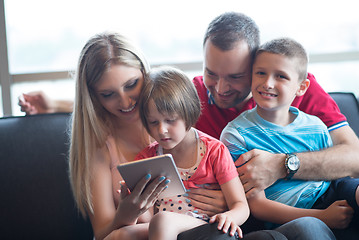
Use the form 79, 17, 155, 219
135, 66, 249, 240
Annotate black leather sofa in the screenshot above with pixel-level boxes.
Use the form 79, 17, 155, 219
329, 92, 359, 137
0, 113, 93, 239
0, 92, 358, 239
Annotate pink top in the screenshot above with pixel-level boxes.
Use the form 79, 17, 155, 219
135, 129, 239, 220
135, 129, 238, 189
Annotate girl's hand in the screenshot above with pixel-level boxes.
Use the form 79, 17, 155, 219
320, 200, 354, 229
209, 213, 243, 238
116, 174, 169, 226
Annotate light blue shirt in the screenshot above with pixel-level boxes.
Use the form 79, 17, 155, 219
220, 106, 332, 209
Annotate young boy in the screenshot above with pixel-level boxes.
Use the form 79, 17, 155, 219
220, 37, 359, 230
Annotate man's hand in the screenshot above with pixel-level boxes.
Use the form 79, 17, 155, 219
186, 184, 228, 216
236, 149, 287, 198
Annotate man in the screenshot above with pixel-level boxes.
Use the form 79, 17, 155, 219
187, 11, 359, 237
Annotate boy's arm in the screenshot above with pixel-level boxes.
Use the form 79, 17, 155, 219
248, 191, 354, 229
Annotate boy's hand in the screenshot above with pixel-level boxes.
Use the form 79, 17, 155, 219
321, 200, 354, 229
209, 213, 243, 238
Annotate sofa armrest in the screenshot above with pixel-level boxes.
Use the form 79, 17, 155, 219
329, 92, 359, 137
0, 113, 93, 239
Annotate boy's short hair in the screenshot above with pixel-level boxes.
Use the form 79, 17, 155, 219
140, 66, 201, 132
255, 37, 308, 81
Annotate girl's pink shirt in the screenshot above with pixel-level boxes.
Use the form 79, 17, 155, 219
134, 129, 239, 190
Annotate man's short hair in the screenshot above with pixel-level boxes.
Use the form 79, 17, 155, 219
204, 12, 260, 59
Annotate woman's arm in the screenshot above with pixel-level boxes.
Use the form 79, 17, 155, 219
88, 148, 133, 239
88, 148, 169, 240
248, 191, 354, 229
18, 91, 73, 115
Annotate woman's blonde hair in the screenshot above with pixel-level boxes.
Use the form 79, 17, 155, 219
69, 32, 150, 217
139, 66, 201, 133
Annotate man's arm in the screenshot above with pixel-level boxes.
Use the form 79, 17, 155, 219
238, 125, 359, 198
297, 125, 359, 179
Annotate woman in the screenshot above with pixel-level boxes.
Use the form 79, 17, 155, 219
69, 32, 169, 239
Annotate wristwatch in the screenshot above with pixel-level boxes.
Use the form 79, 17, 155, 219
285, 153, 300, 180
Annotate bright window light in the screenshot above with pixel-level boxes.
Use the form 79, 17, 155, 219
3, 0, 359, 116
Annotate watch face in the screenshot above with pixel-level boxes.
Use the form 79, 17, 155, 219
288, 156, 300, 171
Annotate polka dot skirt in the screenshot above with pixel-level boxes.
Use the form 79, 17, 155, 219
157, 194, 209, 221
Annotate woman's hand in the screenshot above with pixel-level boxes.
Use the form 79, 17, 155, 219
18, 91, 54, 115
18, 91, 73, 115
115, 174, 169, 226
186, 183, 228, 216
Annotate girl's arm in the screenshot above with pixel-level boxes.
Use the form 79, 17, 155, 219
248, 191, 354, 229
209, 177, 250, 237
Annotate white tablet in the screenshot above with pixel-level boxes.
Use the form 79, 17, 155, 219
117, 154, 186, 198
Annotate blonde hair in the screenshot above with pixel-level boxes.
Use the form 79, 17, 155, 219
69, 32, 150, 217
139, 66, 201, 133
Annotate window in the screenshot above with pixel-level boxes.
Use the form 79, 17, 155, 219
2, 0, 359, 116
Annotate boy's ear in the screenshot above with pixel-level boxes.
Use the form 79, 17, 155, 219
296, 79, 310, 97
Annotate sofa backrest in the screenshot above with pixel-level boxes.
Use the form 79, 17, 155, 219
1, 92, 357, 239
0, 113, 93, 239
329, 92, 359, 137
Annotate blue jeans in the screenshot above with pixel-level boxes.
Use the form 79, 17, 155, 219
274, 217, 335, 240
177, 217, 335, 240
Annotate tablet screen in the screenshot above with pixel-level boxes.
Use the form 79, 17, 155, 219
117, 154, 186, 198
